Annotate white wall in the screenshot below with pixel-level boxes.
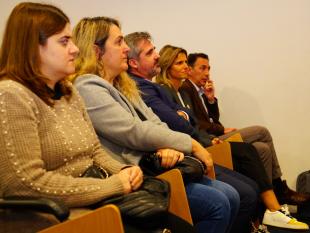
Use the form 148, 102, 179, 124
1, 0, 309, 188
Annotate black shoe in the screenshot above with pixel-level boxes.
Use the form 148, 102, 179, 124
276, 180, 310, 205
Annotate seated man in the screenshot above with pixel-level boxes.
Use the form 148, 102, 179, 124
181, 52, 310, 206
125, 32, 265, 233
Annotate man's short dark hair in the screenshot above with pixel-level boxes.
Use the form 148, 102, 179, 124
187, 53, 209, 67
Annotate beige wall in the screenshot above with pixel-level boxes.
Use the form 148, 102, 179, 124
1, 0, 310, 188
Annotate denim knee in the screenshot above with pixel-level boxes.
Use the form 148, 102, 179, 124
185, 182, 231, 233
200, 176, 240, 222
209, 178, 240, 230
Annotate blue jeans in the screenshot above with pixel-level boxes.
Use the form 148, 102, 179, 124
186, 175, 240, 233
215, 164, 259, 233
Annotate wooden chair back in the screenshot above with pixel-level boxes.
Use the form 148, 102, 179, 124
207, 133, 244, 170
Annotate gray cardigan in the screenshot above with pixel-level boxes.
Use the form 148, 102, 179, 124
74, 74, 192, 165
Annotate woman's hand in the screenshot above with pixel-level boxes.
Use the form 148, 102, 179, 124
156, 148, 184, 168
191, 139, 214, 174
118, 166, 143, 193
211, 137, 223, 145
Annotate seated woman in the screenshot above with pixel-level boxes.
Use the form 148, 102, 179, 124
154, 44, 308, 231
70, 16, 240, 233
0, 3, 188, 233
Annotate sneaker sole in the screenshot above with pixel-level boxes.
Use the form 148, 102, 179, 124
264, 224, 309, 231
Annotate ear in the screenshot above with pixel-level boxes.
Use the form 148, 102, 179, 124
93, 45, 104, 60
128, 58, 139, 69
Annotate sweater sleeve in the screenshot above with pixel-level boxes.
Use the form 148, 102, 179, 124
0, 85, 125, 208
75, 79, 192, 154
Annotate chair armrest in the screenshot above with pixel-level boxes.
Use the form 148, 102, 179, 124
207, 142, 233, 170
224, 132, 243, 142
39, 204, 124, 233
0, 197, 69, 222
157, 169, 193, 225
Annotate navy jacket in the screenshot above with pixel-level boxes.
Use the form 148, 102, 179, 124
130, 74, 212, 147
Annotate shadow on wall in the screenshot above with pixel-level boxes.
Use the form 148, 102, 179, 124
218, 86, 267, 128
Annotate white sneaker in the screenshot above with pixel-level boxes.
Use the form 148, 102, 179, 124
263, 204, 309, 230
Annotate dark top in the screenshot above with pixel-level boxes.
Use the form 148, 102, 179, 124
180, 79, 225, 136
130, 73, 212, 147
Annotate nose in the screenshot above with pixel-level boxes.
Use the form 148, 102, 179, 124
123, 41, 130, 54
70, 41, 79, 57
184, 66, 189, 74
184, 62, 189, 70
154, 51, 160, 60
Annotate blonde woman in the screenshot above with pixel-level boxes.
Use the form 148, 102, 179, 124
71, 16, 240, 233
155, 44, 308, 231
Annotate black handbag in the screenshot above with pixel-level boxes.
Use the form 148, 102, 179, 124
83, 166, 170, 226
82, 164, 109, 179
100, 177, 170, 223
139, 154, 205, 184
134, 107, 205, 184
82, 167, 196, 232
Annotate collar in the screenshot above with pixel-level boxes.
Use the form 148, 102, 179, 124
46, 82, 63, 100
128, 72, 153, 83
189, 80, 204, 95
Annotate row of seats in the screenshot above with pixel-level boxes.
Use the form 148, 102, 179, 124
0, 134, 241, 232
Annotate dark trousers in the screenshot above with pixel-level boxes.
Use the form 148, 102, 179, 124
215, 164, 259, 233
124, 212, 196, 233
229, 142, 273, 192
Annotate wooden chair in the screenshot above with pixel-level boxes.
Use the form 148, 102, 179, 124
38, 204, 124, 233
208, 141, 233, 170
158, 169, 192, 224
207, 133, 243, 170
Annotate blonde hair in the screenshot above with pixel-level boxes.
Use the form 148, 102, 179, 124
71, 16, 140, 104
156, 45, 187, 88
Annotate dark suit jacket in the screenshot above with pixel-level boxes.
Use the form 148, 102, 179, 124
130, 74, 212, 147
180, 79, 225, 136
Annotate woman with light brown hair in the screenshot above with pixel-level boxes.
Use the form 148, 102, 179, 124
0, 1, 143, 215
